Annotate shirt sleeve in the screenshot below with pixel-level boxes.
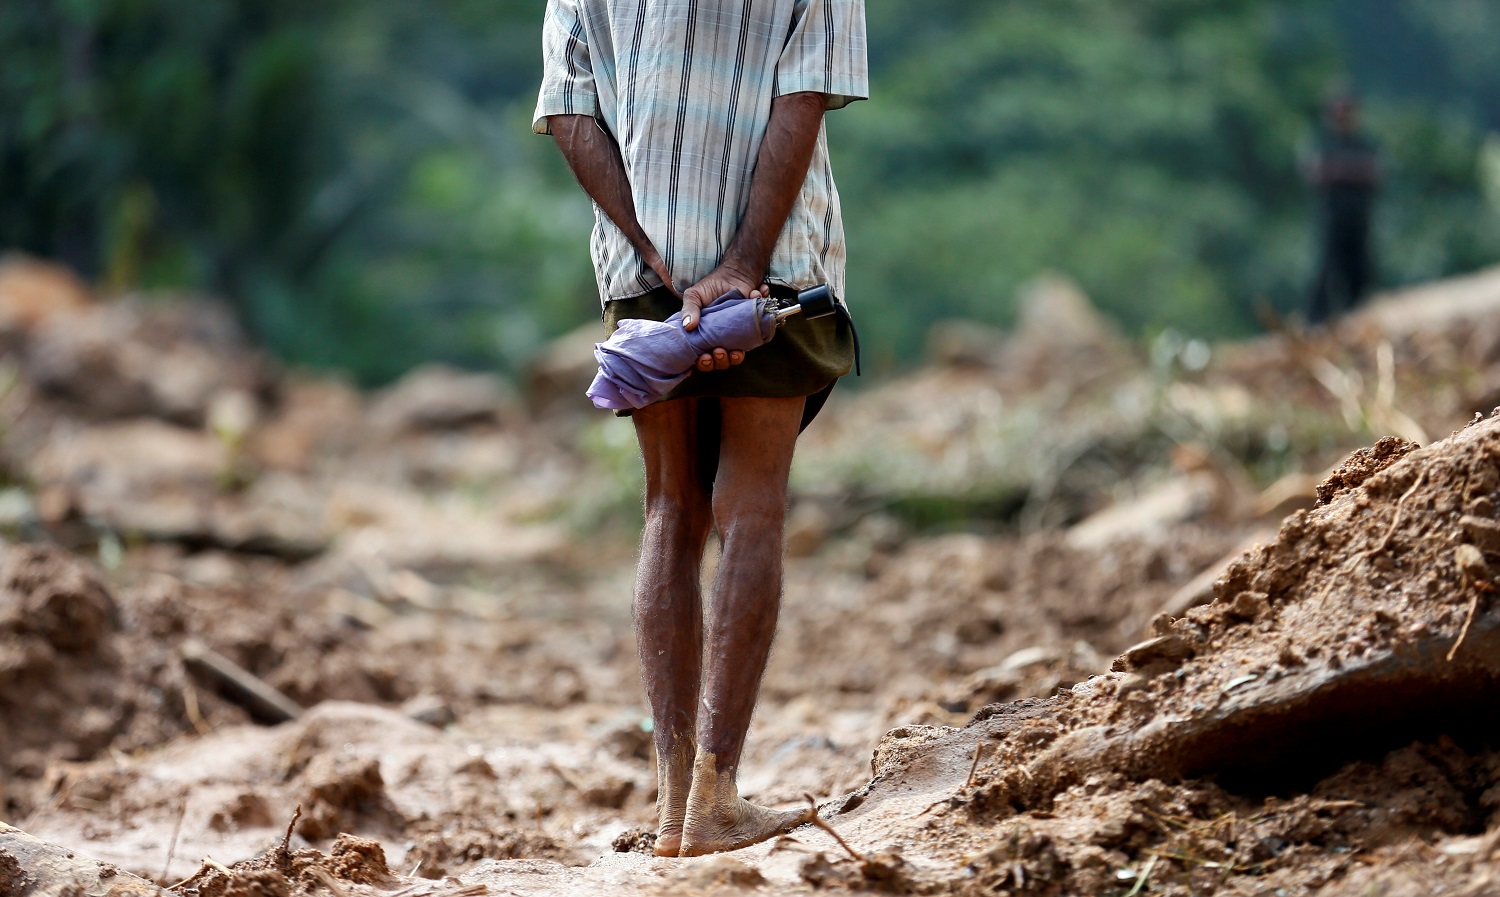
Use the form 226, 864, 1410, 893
532, 0, 598, 135
774, 0, 869, 111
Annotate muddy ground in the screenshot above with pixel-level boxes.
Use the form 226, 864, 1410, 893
4, 258, 1500, 896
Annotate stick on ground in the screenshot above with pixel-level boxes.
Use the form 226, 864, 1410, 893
800, 793, 865, 863
965, 743, 988, 788
160, 797, 187, 884
180, 639, 303, 723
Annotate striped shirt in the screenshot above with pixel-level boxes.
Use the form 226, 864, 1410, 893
533, 0, 868, 309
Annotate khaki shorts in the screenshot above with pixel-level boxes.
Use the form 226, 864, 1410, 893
602, 284, 858, 431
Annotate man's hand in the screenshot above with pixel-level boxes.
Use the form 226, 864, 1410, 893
641, 245, 680, 299
681, 261, 760, 330
682, 264, 767, 371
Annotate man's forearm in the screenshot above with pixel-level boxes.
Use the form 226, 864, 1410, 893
550, 114, 672, 287
720, 91, 826, 281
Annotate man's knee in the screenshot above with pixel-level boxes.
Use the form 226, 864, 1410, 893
644, 488, 712, 539
710, 488, 786, 540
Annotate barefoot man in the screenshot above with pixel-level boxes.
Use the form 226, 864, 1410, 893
534, 0, 867, 857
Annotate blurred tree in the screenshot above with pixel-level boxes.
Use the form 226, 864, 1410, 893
1, 0, 593, 383
836, 0, 1340, 360
1, 1, 331, 310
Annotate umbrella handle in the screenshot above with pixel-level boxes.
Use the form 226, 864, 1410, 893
771, 284, 838, 323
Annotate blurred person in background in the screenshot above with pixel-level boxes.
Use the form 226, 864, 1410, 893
534, 0, 865, 858
1302, 90, 1384, 325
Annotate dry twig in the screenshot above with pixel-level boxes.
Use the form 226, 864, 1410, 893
180, 639, 303, 723
1123, 854, 1159, 897
308, 867, 350, 897
1449, 589, 1484, 662
800, 793, 865, 863
160, 797, 187, 884
965, 743, 988, 788
182, 683, 212, 737
281, 804, 303, 853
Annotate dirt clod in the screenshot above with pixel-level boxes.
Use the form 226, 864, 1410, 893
1111, 634, 1195, 673
610, 827, 656, 855
296, 756, 396, 840
1315, 436, 1420, 506
302, 834, 392, 885
1462, 515, 1500, 554
0, 852, 31, 894
0, 545, 118, 654
216, 868, 291, 897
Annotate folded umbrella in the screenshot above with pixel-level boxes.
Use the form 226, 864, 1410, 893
587, 285, 836, 411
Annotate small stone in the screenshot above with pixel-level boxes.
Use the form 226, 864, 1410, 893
401, 694, 455, 728
1111, 635, 1195, 673
1455, 543, 1490, 581
1460, 516, 1500, 554
1277, 641, 1304, 667
1229, 590, 1269, 621
1115, 672, 1152, 697
999, 645, 1064, 672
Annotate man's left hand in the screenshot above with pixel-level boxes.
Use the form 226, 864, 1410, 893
683, 263, 767, 371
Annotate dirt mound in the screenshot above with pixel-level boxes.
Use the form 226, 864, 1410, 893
1006, 412, 1500, 799
821, 411, 1500, 895
22, 295, 273, 426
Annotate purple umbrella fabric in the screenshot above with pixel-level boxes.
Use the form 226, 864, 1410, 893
587, 292, 779, 410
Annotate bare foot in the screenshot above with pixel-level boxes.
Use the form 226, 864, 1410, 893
678, 750, 807, 856
653, 739, 694, 857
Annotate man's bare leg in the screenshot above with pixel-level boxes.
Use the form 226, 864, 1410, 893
632, 398, 714, 857
679, 395, 808, 856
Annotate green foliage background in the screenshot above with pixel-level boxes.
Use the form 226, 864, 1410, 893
2, 0, 1497, 383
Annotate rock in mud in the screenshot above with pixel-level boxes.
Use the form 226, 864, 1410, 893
1110, 634, 1195, 674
